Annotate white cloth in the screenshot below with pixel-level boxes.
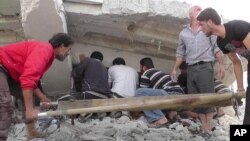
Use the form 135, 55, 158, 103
108, 65, 138, 97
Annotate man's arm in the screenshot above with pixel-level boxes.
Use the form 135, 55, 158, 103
215, 50, 225, 79
22, 89, 38, 121
243, 33, 250, 51
227, 52, 245, 91
171, 57, 183, 81
34, 88, 50, 105
172, 33, 185, 81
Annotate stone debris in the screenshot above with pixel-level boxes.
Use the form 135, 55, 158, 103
7, 99, 246, 141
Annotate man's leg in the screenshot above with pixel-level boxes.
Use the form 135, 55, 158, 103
195, 63, 215, 132
0, 71, 13, 141
187, 66, 199, 94
205, 112, 213, 132
135, 88, 168, 123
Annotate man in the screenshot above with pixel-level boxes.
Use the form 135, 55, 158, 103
72, 56, 111, 98
71, 54, 111, 121
178, 61, 230, 119
0, 33, 74, 140
171, 5, 225, 133
108, 57, 138, 98
135, 57, 184, 128
197, 7, 250, 124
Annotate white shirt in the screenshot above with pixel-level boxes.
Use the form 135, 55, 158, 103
108, 65, 138, 97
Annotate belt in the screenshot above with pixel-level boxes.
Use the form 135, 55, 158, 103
188, 61, 211, 67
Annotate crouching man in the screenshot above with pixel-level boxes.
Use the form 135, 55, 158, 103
0, 33, 74, 140
135, 57, 184, 128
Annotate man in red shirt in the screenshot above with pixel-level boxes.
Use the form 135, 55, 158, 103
0, 33, 74, 140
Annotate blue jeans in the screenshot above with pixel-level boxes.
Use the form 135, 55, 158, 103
135, 88, 169, 123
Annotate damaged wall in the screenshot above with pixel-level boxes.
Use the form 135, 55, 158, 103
1, 0, 246, 96
0, 0, 24, 45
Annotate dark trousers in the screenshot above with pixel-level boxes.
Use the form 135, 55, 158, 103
0, 68, 13, 141
243, 61, 250, 124
187, 62, 215, 113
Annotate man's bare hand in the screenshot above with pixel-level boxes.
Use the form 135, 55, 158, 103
218, 65, 225, 80
171, 69, 177, 82
39, 95, 51, 108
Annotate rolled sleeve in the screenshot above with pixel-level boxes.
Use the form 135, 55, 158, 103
176, 34, 186, 57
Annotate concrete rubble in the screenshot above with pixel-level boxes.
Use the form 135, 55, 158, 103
7, 99, 245, 141
1, 1, 247, 140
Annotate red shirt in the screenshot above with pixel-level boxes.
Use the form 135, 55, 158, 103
0, 40, 55, 90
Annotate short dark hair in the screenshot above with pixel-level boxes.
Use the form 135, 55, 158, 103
90, 51, 103, 61
113, 57, 126, 65
197, 7, 221, 25
49, 33, 74, 48
140, 57, 154, 69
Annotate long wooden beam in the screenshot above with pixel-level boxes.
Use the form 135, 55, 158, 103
38, 92, 245, 117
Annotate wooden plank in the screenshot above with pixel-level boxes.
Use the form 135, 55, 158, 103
38, 92, 245, 117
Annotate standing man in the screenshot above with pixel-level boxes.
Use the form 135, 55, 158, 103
0, 33, 74, 140
136, 57, 184, 128
108, 57, 138, 98
171, 5, 225, 133
197, 7, 250, 124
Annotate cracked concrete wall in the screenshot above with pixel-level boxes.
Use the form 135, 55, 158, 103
0, 0, 244, 97
20, 0, 72, 96
21, 0, 67, 40
0, 0, 24, 45
102, 0, 190, 17
71, 43, 173, 73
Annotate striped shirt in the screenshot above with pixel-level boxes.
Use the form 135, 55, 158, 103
176, 25, 220, 65
214, 78, 231, 93
140, 68, 184, 94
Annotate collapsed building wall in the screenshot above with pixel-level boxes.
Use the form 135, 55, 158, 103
0, 0, 246, 96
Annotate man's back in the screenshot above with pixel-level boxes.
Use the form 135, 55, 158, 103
0, 40, 54, 89
108, 65, 138, 97
72, 58, 110, 94
140, 68, 183, 94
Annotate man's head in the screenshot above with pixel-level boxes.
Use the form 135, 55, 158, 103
189, 5, 202, 20
49, 33, 74, 61
90, 51, 103, 62
140, 57, 154, 73
196, 7, 221, 37
113, 57, 126, 65
79, 54, 86, 62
